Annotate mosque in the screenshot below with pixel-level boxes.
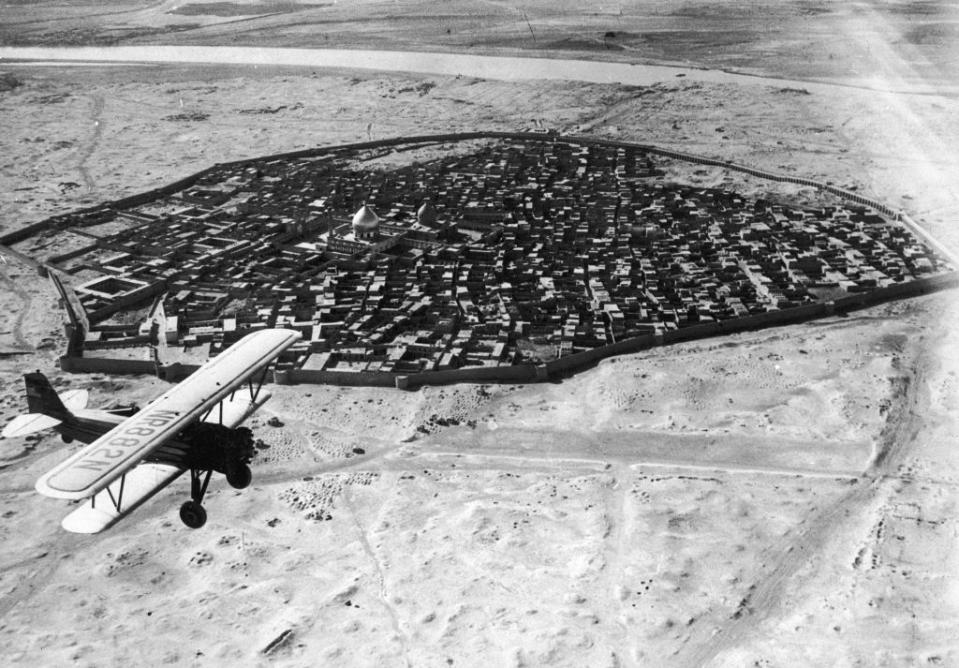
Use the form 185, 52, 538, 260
325, 201, 447, 256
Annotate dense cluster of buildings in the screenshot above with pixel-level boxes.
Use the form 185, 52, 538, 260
51, 138, 951, 374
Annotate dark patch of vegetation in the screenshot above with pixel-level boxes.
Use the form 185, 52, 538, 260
396, 81, 437, 96
0, 72, 23, 92
238, 102, 302, 115
903, 22, 959, 46
164, 111, 210, 122
883, 1, 953, 17
30, 92, 71, 104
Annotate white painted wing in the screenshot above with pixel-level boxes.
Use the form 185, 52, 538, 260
59, 389, 89, 412
36, 328, 299, 501
2, 413, 61, 438
60, 463, 185, 534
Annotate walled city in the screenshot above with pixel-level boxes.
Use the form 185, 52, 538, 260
5, 133, 954, 387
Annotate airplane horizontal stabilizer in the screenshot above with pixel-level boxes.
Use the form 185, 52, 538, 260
2, 413, 62, 439
59, 389, 89, 413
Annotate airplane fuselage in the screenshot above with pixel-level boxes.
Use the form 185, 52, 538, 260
55, 411, 254, 475
56, 412, 125, 446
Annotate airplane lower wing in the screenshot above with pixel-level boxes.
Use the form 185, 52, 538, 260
60, 463, 186, 534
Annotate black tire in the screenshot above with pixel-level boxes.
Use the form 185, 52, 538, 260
226, 463, 252, 490
61, 435, 73, 444
179, 500, 207, 529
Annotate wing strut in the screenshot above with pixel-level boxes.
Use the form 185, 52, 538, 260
106, 474, 126, 512
61, 463, 186, 534
197, 359, 276, 426
248, 364, 270, 404
90, 472, 128, 514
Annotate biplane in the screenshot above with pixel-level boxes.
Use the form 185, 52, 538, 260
1, 328, 300, 534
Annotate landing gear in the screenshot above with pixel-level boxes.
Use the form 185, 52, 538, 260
226, 463, 252, 490
61, 435, 73, 444
175, 425, 257, 528
179, 500, 207, 529
179, 468, 213, 529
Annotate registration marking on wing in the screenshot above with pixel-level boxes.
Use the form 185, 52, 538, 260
57, 408, 180, 477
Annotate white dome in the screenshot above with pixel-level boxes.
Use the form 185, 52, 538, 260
352, 205, 379, 231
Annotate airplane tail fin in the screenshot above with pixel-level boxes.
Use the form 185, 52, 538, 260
1, 373, 76, 438
24, 372, 73, 421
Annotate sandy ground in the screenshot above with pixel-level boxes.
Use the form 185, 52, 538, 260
1, 5, 959, 667
0, 293, 953, 666
2, 1, 957, 89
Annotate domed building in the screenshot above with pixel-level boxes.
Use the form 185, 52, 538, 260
352, 204, 380, 240
416, 201, 437, 227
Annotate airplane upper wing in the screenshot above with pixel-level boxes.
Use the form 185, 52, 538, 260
35, 328, 300, 501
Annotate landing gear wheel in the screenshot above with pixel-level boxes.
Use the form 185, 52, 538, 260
226, 463, 252, 490
179, 500, 207, 529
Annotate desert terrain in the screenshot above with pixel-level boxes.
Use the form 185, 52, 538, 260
1, 1, 959, 666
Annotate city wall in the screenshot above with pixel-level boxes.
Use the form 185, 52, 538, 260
57, 356, 209, 380
276, 368, 398, 387
543, 333, 659, 376
85, 280, 168, 324
59, 355, 157, 375
0, 220, 55, 246
398, 362, 538, 388
46, 243, 100, 269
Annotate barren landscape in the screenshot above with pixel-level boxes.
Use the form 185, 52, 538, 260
1, 1, 958, 666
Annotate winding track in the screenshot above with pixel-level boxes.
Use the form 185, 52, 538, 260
75, 93, 104, 195
0, 264, 32, 352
